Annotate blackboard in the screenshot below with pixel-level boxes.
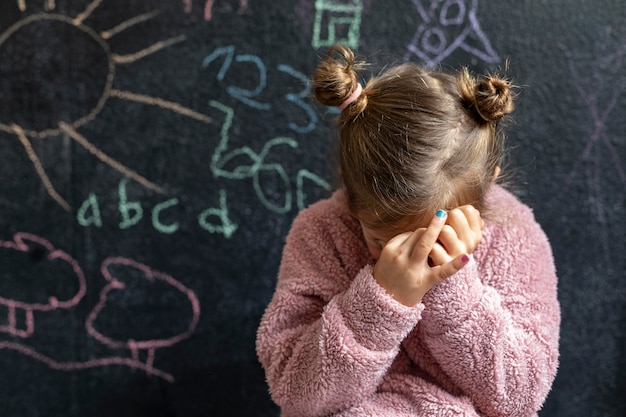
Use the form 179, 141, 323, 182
0, 1, 624, 416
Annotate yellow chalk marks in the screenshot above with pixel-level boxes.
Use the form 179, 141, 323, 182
73, 0, 103, 26
110, 90, 213, 125
113, 35, 186, 65
100, 10, 160, 40
11, 124, 72, 211
59, 122, 165, 194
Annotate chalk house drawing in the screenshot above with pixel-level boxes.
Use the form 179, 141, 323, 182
0, 232, 199, 382
312, 0, 363, 49
404, 0, 499, 67
0, 0, 215, 212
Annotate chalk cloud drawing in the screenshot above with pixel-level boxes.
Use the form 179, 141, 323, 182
312, 0, 363, 49
0, 0, 212, 212
183, 0, 249, 21
561, 35, 626, 255
0, 232, 200, 382
404, 0, 499, 67
0, 232, 87, 338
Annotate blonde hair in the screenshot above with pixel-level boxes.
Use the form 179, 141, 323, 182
312, 46, 516, 227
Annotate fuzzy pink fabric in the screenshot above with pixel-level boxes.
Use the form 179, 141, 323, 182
256, 185, 560, 417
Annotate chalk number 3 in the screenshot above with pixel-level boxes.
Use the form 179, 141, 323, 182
201, 46, 317, 133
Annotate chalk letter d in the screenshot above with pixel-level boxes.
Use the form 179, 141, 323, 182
198, 189, 238, 238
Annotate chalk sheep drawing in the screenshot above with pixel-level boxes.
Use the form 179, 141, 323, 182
404, 0, 499, 67
0, 232, 87, 338
0, 232, 201, 382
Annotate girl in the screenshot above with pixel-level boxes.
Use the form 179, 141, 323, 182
256, 46, 560, 417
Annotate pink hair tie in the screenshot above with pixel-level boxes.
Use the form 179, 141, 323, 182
338, 83, 363, 110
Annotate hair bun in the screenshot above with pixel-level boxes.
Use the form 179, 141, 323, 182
312, 46, 366, 113
459, 68, 515, 124
474, 75, 515, 122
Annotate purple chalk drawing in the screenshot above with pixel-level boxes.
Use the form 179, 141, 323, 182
0, 232, 87, 338
404, 0, 499, 67
562, 36, 626, 255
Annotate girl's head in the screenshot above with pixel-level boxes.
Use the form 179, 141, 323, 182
313, 46, 516, 233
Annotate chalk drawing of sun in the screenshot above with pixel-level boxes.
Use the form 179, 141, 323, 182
0, 0, 212, 211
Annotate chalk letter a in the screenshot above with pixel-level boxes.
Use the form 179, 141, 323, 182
77, 193, 103, 227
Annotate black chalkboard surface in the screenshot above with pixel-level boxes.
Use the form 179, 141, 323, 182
0, 1, 624, 416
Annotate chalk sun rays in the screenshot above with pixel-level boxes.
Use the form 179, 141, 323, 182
3, 0, 207, 211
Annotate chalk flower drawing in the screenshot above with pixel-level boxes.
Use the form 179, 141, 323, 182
404, 0, 499, 67
0, 0, 214, 211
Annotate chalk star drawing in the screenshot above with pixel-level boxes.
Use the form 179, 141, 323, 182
183, 0, 249, 21
562, 38, 626, 254
0, 0, 215, 212
0, 232, 200, 382
403, 0, 499, 68
312, 0, 363, 49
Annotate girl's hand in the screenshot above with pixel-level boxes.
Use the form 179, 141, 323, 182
372, 211, 471, 307
428, 205, 484, 267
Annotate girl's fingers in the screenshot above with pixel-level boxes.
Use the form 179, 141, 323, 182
434, 253, 471, 282
445, 205, 483, 255
428, 242, 450, 266
410, 210, 447, 259
446, 208, 472, 237
461, 205, 483, 232
436, 224, 459, 254
384, 231, 414, 250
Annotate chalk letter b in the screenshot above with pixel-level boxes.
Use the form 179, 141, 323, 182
118, 179, 143, 229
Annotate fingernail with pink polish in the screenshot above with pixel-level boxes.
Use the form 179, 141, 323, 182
461, 255, 470, 264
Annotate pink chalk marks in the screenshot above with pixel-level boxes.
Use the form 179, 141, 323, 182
0, 233, 200, 382
0, 232, 86, 338
86, 257, 201, 376
183, 0, 248, 21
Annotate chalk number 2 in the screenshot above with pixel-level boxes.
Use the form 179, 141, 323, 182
201, 46, 317, 133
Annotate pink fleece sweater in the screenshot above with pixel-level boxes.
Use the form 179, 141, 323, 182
256, 185, 560, 417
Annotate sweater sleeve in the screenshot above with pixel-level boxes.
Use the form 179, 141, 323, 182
256, 202, 423, 417
418, 206, 561, 416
